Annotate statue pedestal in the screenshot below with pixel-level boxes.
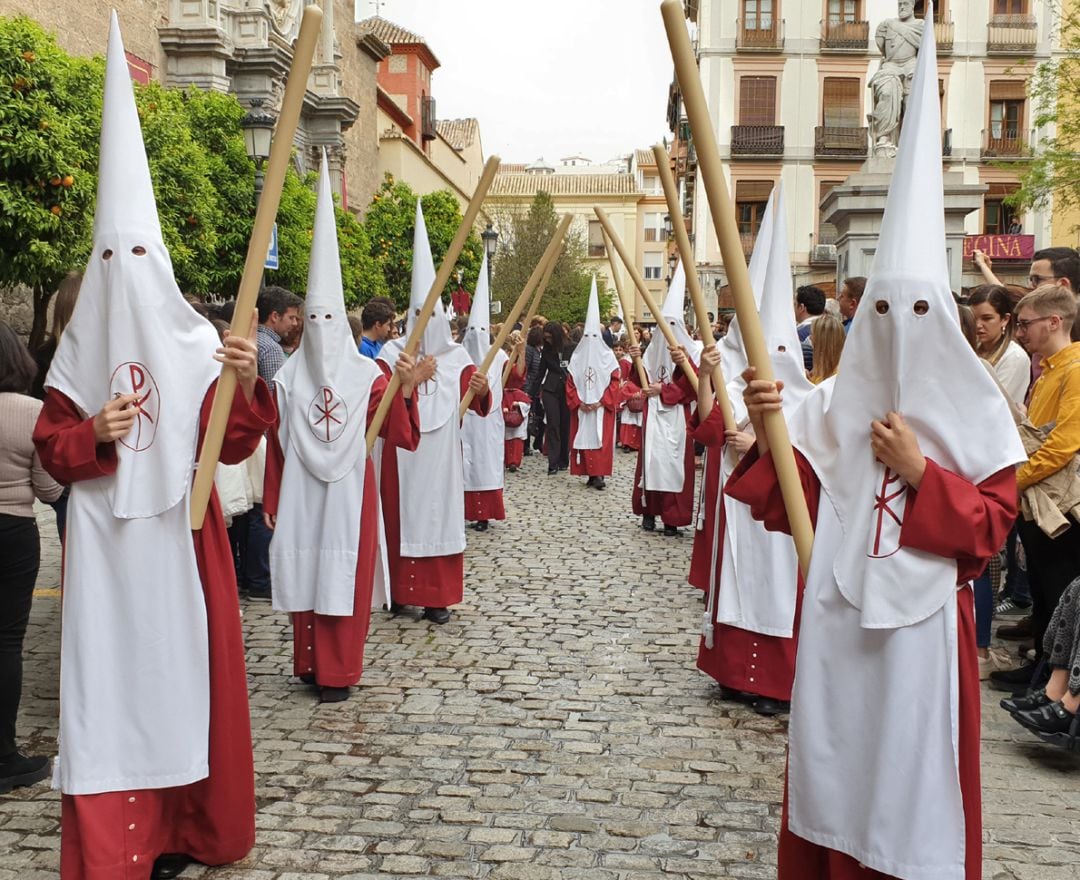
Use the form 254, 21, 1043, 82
821, 159, 986, 293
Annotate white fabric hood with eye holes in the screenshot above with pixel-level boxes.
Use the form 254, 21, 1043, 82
642, 260, 702, 385
569, 276, 619, 449
787, 11, 1025, 630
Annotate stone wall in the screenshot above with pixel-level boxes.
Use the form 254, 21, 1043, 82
337, 1, 382, 218
0, 284, 36, 339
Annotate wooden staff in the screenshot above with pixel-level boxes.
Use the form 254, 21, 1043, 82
593, 207, 698, 393
190, 5, 323, 530
652, 143, 736, 432
462, 214, 573, 418
504, 233, 564, 386
602, 227, 648, 389
365, 155, 502, 452
661, 0, 813, 576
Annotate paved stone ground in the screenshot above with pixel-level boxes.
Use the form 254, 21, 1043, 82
2, 449, 1079, 879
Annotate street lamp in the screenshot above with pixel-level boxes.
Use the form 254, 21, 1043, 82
481, 222, 498, 291
240, 97, 276, 209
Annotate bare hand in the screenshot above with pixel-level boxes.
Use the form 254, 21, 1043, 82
468, 370, 489, 398
628, 344, 642, 360
725, 430, 755, 455
700, 344, 721, 371
216, 309, 259, 400
93, 393, 140, 443
643, 382, 663, 398
973, 248, 990, 270
415, 355, 437, 385
264, 512, 276, 530
394, 351, 417, 396
581, 401, 601, 414
670, 345, 687, 367
870, 412, 926, 488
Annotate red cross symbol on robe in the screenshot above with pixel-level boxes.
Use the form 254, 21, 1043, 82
869, 465, 906, 559
109, 361, 158, 452
308, 386, 347, 443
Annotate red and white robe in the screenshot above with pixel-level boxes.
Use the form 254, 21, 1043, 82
566, 367, 620, 478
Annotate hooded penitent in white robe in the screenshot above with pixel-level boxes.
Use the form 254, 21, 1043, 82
270, 154, 387, 617
569, 276, 619, 451
44, 13, 221, 796
461, 254, 507, 494
641, 262, 702, 494
378, 203, 474, 559
765, 13, 1025, 877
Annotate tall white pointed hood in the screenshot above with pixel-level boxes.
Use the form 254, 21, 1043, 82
274, 151, 379, 483
790, 5, 1024, 628
407, 200, 456, 357
570, 276, 619, 405
462, 253, 492, 366
642, 260, 701, 384
46, 11, 219, 518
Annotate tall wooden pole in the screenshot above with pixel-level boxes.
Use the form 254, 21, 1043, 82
365, 156, 502, 453
661, 0, 813, 576
504, 224, 567, 385
461, 214, 573, 418
601, 227, 649, 388
190, 5, 322, 530
651, 143, 736, 432
593, 207, 698, 392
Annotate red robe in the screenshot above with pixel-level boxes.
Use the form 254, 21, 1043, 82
566, 369, 620, 477
618, 361, 643, 451
630, 372, 696, 528
378, 363, 490, 607
502, 387, 530, 470
464, 364, 521, 522
34, 381, 274, 880
691, 406, 801, 701
727, 448, 1016, 880
263, 377, 419, 687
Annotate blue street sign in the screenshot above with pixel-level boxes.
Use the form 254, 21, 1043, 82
265, 222, 279, 270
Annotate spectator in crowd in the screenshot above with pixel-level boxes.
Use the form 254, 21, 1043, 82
538, 321, 571, 474
346, 314, 363, 347
968, 285, 1030, 406
993, 284, 1080, 693
524, 325, 544, 455
0, 320, 62, 793
604, 316, 623, 348
975, 246, 1080, 340
31, 272, 82, 401
256, 286, 302, 383
795, 285, 827, 370
836, 276, 866, 333
359, 296, 396, 359
807, 314, 845, 385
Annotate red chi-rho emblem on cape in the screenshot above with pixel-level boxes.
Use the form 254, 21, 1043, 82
583, 366, 598, 391
109, 362, 159, 452
869, 465, 907, 559
309, 387, 347, 443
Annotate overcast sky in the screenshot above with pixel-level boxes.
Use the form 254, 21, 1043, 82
355, 0, 675, 164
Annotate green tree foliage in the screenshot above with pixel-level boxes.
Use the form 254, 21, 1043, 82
1010, 4, 1080, 231
491, 191, 609, 325
363, 173, 483, 309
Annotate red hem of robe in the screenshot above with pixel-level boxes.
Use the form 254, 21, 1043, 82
505, 438, 524, 469
465, 489, 505, 521
631, 383, 696, 527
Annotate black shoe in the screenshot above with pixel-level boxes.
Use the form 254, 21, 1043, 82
997, 616, 1032, 641
474, 520, 489, 532
593, 477, 605, 490
508, 464, 518, 472
989, 661, 1038, 692
319, 686, 350, 704
642, 515, 656, 532
663, 525, 681, 537
390, 601, 409, 617
752, 698, 790, 717
0, 753, 51, 794
298, 673, 316, 685
1001, 688, 1050, 714
523, 447, 532, 456
586, 476, 597, 487
717, 686, 756, 705
558, 464, 568, 471
1014, 701, 1080, 736
246, 587, 271, 602
424, 606, 451, 624
151, 854, 191, 879
548, 466, 559, 475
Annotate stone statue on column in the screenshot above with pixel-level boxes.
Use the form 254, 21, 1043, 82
867, 0, 924, 159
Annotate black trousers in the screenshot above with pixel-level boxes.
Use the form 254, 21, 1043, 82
1018, 516, 1080, 662
542, 388, 570, 470
0, 514, 40, 757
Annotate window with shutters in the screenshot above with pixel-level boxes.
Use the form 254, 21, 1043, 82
987, 81, 1025, 154
739, 77, 777, 126
588, 220, 606, 258
735, 180, 774, 253
984, 184, 1019, 234
644, 212, 665, 243
644, 251, 664, 281
743, 0, 774, 30
827, 0, 859, 22
994, 0, 1027, 13
822, 77, 861, 128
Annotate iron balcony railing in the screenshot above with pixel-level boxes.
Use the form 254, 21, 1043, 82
815, 125, 868, 158
987, 14, 1038, 54
736, 18, 785, 51
731, 124, 785, 157
821, 19, 870, 51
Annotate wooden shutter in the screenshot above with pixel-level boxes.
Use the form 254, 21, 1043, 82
735, 180, 774, 202
822, 77, 862, 128
739, 77, 777, 126
989, 81, 1027, 101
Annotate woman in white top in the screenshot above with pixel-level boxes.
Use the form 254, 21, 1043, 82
969, 284, 1031, 405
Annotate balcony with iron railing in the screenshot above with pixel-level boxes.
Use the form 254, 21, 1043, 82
821, 19, 870, 51
815, 126, 868, 159
736, 18, 785, 51
934, 19, 954, 52
731, 125, 785, 157
987, 15, 1038, 54
982, 128, 1028, 158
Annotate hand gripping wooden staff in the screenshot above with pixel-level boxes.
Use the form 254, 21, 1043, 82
502, 222, 567, 386
660, 0, 814, 576
366, 156, 502, 453
651, 143, 736, 433
601, 226, 649, 389
190, 5, 322, 530
593, 207, 698, 393
463, 214, 573, 418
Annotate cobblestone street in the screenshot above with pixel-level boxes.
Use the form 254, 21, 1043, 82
2, 450, 1079, 879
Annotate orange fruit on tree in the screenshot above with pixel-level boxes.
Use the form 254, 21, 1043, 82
62, 175, 74, 187
51, 205, 62, 216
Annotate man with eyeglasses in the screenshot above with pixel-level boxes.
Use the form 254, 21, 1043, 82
998, 285, 1080, 696
975, 246, 1080, 340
